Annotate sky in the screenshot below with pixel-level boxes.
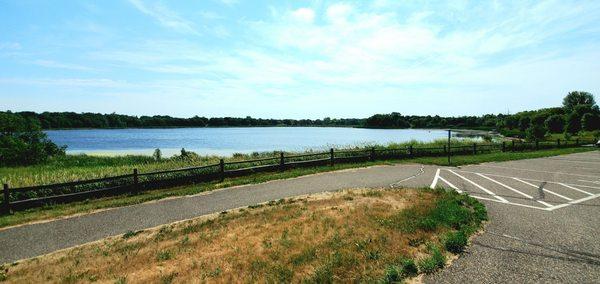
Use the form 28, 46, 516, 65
1, 0, 600, 119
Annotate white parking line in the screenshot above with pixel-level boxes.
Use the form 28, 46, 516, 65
439, 177, 463, 193
455, 170, 600, 190
513, 178, 573, 201
547, 193, 600, 211
579, 180, 600, 185
471, 195, 550, 211
431, 168, 600, 212
469, 165, 599, 178
447, 169, 508, 203
430, 169, 441, 189
548, 158, 600, 165
558, 183, 593, 196
476, 173, 553, 207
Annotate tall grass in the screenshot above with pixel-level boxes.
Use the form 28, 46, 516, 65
0, 139, 481, 188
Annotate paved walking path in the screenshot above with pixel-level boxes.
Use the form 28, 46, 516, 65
1, 151, 599, 282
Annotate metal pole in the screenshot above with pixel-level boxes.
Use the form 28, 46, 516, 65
219, 159, 225, 182
133, 168, 139, 192
2, 184, 9, 214
330, 148, 334, 166
447, 130, 451, 166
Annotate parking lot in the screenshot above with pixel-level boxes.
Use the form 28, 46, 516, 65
424, 150, 600, 283
431, 153, 600, 211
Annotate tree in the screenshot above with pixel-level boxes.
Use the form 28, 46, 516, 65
563, 91, 596, 112
565, 112, 582, 134
518, 116, 531, 132
526, 125, 547, 141
153, 148, 162, 161
0, 112, 65, 166
544, 115, 565, 133
526, 114, 547, 141
581, 113, 600, 131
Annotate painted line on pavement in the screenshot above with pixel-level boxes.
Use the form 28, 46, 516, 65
439, 177, 462, 193
430, 168, 441, 189
547, 193, 600, 211
447, 169, 508, 203
513, 178, 573, 201
558, 183, 593, 196
455, 170, 600, 190
469, 165, 599, 178
476, 173, 553, 208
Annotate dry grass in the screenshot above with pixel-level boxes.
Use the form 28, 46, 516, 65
2, 188, 485, 283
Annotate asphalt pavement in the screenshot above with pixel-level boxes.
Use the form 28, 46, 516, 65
1, 151, 599, 283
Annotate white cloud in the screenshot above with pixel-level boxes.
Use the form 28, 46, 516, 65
32, 60, 95, 71
128, 0, 199, 34
0, 42, 21, 50
291, 8, 315, 24
326, 3, 353, 24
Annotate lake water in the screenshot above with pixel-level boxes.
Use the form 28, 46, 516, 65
45, 127, 474, 156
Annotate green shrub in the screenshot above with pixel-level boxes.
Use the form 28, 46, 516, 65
444, 230, 468, 254
156, 250, 173, 261
382, 265, 403, 283
418, 245, 445, 274
400, 258, 418, 277
0, 112, 66, 166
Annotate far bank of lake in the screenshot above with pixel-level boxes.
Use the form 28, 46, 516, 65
45, 127, 490, 157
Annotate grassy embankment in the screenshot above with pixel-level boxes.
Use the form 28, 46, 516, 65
1, 139, 481, 187
1, 188, 487, 283
0, 143, 594, 229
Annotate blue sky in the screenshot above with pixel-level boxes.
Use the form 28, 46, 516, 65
1, 0, 599, 119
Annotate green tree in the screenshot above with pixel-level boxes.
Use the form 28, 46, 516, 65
562, 91, 596, 112
565, 112, 582, 135
544, 115, 565, 133
581, 113, 600, 131
0, 112, 65, 166
526, 115, 547, 141
518, 116, 531, 132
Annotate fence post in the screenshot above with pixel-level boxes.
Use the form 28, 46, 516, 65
511, 140, 515, 151
370, 147, 375, 161
2, 184, 10, 214
535, 141, 539, 150
575, 138, 579, 146
557, 139, 561, 147
279, 152, 285, 172
219, 159, 225, 182
472, 143, 477, 155
330, 148, 334, 166
133, 168, 139, 191
408, 145, 413, 157
502, 141, 506, 152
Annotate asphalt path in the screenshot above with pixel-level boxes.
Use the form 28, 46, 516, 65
1, 151, 599, 283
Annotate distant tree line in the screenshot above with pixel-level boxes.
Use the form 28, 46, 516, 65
8, 112, 364, 129
364, 91, 600, 141
1, 91, 598, 167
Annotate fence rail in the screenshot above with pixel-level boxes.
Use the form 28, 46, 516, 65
1, 138, 595, 213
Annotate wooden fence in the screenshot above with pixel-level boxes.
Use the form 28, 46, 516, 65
1, 138, 594, 213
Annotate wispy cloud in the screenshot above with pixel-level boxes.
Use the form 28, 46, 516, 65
1, 0, 600, 117
32, 60, 95, 71
0, 42, 21, 50
127, 0, 199, 35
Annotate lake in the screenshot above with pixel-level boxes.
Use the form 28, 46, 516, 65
45, 127, 479, 156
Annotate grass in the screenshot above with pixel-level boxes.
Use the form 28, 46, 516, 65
0, 139, 486, 188
0, 146, 594, 229
2, 188, 487, 283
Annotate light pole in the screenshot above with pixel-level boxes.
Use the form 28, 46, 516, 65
447, 129, 451, 166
